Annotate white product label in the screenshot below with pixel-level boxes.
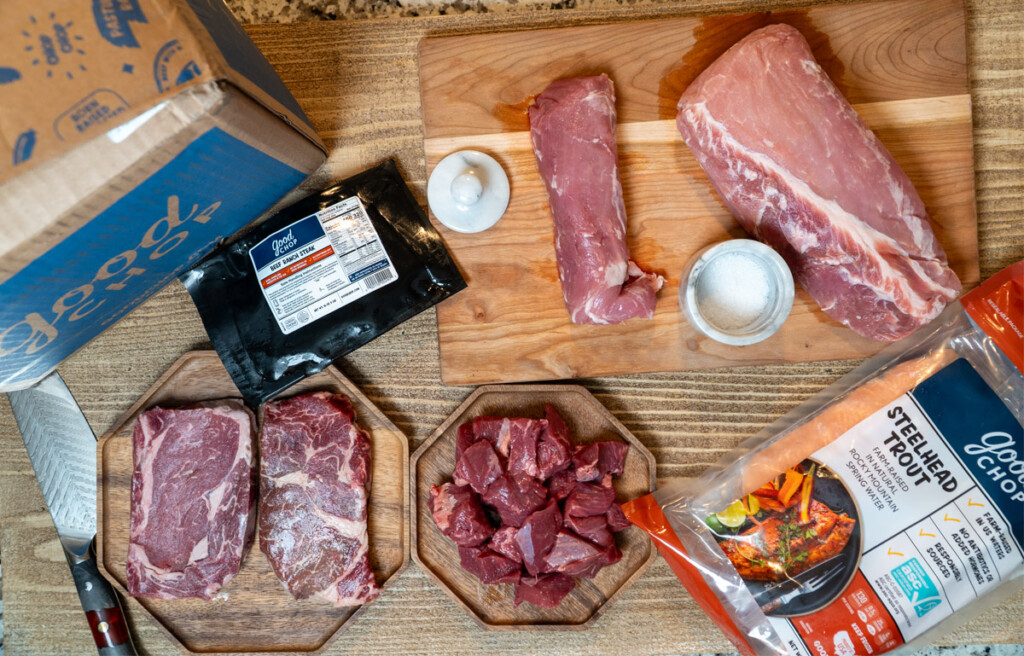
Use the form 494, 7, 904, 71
248, 197, 397, 335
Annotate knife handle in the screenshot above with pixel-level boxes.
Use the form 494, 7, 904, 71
68, 542, 137, 656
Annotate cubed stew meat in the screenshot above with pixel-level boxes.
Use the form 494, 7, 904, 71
428, 404, 635, 607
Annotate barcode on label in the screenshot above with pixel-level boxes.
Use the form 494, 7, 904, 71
364, 268, 395, 290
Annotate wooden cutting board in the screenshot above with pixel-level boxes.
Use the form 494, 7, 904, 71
418, 0, 978, 386
96, 351, 409, 655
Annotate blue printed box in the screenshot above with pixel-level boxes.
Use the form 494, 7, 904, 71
0, 0, 327, 389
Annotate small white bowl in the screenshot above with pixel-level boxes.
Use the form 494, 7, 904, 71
680, 239, 794, 346
427, 150, 510, 234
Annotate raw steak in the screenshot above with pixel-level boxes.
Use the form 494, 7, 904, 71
127, 400, 256, 600
529, 74, 664, 325
259, 392, 380, 606
676, 24, 960, 341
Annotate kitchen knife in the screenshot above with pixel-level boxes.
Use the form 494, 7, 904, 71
8, 373, 137, 656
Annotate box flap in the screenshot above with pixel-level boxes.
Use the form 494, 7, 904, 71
0, 0, 222, 183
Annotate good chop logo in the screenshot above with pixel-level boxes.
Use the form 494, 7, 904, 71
272, 229, 298, 257
963, 432, 1024, 502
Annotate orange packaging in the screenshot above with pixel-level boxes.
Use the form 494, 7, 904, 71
625, 260, 1024, 656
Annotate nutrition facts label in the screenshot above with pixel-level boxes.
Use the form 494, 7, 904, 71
248, 197, 397, 335
767, 359, 1023, 656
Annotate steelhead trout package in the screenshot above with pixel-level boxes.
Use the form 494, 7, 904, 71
624, 261, 1023, 656
182, 160, 466, 406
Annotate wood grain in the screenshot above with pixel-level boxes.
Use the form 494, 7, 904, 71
1, 0, 1021, 654
419, 0, 981, 385
411, 384, 656, 629
96, 351, 409, 654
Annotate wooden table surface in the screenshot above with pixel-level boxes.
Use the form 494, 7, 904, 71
1, 0, 1021, 654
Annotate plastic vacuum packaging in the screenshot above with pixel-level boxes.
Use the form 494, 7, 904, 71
624, 260, 1023, 656
181, 160, 466, 406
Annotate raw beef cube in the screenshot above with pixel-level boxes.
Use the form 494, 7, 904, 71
514, 573, 576, 609
675, 24, 960, 341
455, 422, 477, 460
592, 544, 624, 577
573, 441, 629, 482
473, 416, 512, 457
490, 526, 522, 564
597, 441, 629, 477
556, 542, 622, 579
572, 444, 601, 481
564, 514, 614, 549
530, 74, 664, 325
515, 501, 563, 576
429, 483, 494, 547
606, 503, 632, 532
536, 406, 572, 480
544, 530, 603, 574
565, 474, 616, 517
546, 531, 621, 579
127, 400, 257, 600
483, 473, 547, 527
548, 469, 577, 501
544, 404, 570, 442
507, 418, 543, 480
458, 546, 521, 584
259, 392, 379, 606
453, 439, 503, 494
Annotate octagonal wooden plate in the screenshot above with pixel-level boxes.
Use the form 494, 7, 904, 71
411, 384, 656, 630
96, 351, 409, 654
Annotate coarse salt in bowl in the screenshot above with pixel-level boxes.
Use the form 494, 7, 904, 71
680, 239, 795, 346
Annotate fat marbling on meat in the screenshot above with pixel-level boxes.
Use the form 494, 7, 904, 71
259, 391, 380, 606
676, 24, 960, 341
529, 74, 664, 325
127, 400, 257, 600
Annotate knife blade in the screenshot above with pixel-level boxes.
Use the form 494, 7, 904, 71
8, 373, 137, 656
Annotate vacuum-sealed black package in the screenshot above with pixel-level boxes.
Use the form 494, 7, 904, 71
181, 159, 466, 406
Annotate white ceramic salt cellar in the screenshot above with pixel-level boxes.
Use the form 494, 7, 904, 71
427, 150, 510, 233
680, 239, 795, 346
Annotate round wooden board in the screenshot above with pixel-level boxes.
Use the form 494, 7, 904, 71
410, 384, 656, 630
96, 351, 409, 655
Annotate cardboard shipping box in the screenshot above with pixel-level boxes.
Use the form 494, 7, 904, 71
0, 0, 327, 389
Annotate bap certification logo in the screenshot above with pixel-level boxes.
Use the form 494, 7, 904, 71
153, 40, 200, 93
891, 558, 942, 618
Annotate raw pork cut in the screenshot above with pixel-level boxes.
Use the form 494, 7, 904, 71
127, 400, 256, 600
676, 24, 960, 341
529, 74, 664, 325
260, 392, 380, 606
